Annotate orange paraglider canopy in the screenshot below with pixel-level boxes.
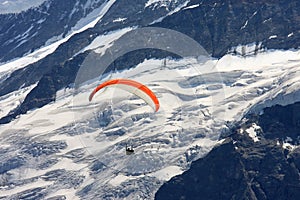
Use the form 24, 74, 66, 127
89, 79, 160, 112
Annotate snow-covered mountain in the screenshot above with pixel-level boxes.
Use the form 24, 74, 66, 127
0, 0, 114, 62
0, 0, 299, 199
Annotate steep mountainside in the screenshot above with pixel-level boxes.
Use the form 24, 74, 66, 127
0, 0, 108, 62
156, 0, 300, 57
155, 102, 300, 200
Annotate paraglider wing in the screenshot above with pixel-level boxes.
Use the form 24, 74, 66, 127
89, 79, 160, 112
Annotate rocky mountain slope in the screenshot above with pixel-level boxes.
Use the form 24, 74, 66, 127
156, 102, 300, 200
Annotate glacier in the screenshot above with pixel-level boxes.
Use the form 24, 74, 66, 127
0, 45, 300, 198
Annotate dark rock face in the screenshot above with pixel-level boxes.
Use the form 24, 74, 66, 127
257, 103, 300, 142
155, 0, 300, 57
155, 102, 300, 200
156, 141, 250, 200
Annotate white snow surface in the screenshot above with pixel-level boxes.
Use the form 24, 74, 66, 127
183, 4, 199, 10
145, 0, 174, 8
282, 142, 298, 151
245, 123, 261, 142
1, 48, 300, 198
269, 35, 278, 39
288, 33, 294, 38
0, 83, 37, 119
282, 137, 298, 151
240, 11, 257, 30
80, 27, 134, 55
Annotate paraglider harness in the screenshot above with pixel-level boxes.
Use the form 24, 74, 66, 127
125, 144, 134, 155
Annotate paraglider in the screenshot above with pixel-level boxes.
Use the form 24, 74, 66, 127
125, 144, 134, 155
89, 79, 160, 156
89, 79, 160, 112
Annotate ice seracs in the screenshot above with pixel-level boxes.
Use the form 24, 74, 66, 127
1, 47, 300, 198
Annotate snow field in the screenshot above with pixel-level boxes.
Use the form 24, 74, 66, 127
1, 46, 300, 198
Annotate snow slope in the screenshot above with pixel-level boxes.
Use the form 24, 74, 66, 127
0, 83, 37, 119
1, 47, 300, 198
